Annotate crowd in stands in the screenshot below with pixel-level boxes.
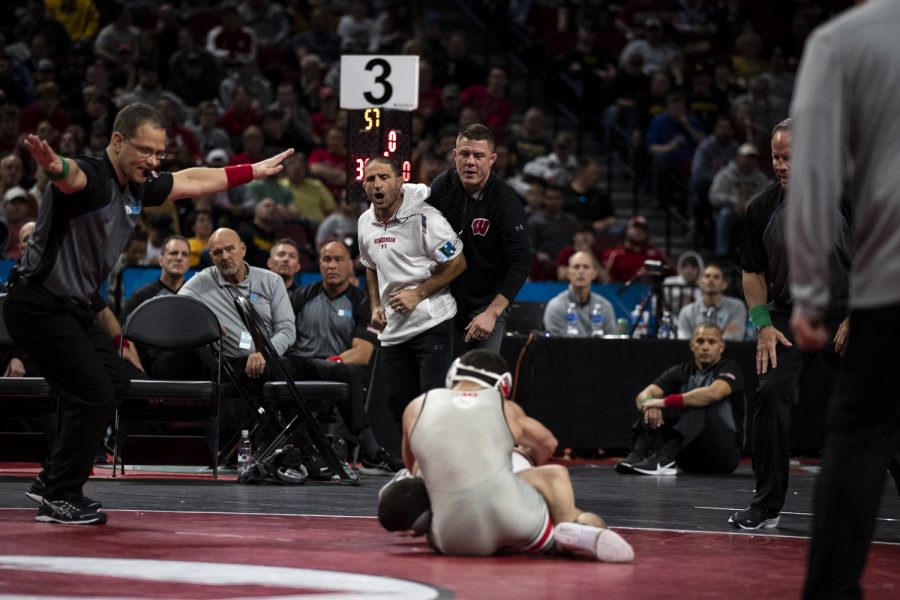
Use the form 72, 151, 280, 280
0, 0, 851, 332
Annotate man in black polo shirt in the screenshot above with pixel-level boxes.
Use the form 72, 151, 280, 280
427, 123, 531, 355
616, 323, 743, 476
5, 102, 292, 525
729, 118, 851, 530
120, 234, 191, 378
121, 234, 191, 320
285, 240, 402, 475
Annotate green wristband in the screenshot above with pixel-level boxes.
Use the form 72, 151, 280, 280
44, 157, 69, 182
749, 304, 773, 330
640, 396, 654, 406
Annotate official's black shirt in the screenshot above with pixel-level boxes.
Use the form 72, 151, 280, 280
18, 152, 172, 305
653, 357, 745, 435
741, 182, 851, 314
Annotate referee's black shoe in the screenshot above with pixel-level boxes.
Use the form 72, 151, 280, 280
36, 497, 108, 525
728, 505, 780, 529
26, 473, 103, 511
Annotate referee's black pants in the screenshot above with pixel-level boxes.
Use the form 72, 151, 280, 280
804, 305, 900, 600
750, 311, 841, 512
5, 283, 130, 501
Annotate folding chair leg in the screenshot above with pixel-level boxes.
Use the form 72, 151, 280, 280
213, 418, 219, 480
231, 294, 359, 484
112, 410, 120, 478
353, 347, 379, 465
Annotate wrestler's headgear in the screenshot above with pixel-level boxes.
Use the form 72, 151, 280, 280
377, 477, 432, 535
445, 354, 513, 399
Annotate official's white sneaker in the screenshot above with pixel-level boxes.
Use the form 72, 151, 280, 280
553, 522, 634, 562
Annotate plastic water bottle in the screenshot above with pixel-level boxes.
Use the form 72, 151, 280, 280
565, 302, 580, 337
637, 310, 651, 338
658, 310, 675, 339
630, 305, 642, 338
237, 429, 253, 477
590, 303, 606, 337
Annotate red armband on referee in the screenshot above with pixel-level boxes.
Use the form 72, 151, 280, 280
113, 335, 131, 350
225, 164, 253, 188
663, 394, 684, 408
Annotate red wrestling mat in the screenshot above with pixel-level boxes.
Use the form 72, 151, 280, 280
1, 509, 898, 599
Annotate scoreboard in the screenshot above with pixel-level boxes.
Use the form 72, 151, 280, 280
345, 108, 413, 203
340, 55, 418, 202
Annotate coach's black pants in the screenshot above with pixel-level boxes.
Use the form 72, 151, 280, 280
5, 283, 130, 500
380, 320, 453, 423
804, 305, 900, 600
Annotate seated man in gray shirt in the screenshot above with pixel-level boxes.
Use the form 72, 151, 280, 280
178, 228, 301, 467
676, 263, 747, 341
179, 227, 296, 378
283, 240, 402, 475
543, 251, 616, 336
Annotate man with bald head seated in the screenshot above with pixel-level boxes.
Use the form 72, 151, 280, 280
542, 251, 616, 336
180, 227, 295, 380
180, 228, 348, 479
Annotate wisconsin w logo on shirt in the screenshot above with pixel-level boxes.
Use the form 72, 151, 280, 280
471, 218, 491, 236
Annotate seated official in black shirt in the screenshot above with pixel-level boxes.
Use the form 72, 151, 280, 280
616, 323, 744, 476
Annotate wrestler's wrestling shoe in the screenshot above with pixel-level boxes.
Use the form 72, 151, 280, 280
36, 497, 108, 525
553, 522, 634, 562
26, 473, 103, 510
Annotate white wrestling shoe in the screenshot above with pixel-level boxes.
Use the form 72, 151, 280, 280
553, 522, 634, 563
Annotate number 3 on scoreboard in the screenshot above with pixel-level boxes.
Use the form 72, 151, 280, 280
363, 58, 393, 105
355, 158, 367, 181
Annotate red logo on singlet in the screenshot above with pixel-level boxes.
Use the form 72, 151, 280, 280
471, 218, 491, 236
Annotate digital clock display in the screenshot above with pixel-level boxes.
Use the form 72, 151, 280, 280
346, 108, 413, 202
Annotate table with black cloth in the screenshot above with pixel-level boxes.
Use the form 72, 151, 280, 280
498, 334, 835, 454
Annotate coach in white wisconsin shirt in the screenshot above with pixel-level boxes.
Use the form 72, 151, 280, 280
358, 157, 467, 423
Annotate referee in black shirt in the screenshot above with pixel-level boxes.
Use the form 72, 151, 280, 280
5, 103, 292, 525
728, 119, 852, 531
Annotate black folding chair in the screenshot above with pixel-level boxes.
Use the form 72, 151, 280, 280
0, 294, 57, 452
114, 295, 225, 478
231, 294, 359, 484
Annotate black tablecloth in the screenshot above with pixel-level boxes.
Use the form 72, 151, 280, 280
367, 335, 836, 455
499, 335, 835, 453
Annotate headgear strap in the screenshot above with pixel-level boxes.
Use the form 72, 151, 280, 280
446, 357, 513, 398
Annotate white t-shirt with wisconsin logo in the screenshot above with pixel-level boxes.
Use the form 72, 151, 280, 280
358, 185, 464, 346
